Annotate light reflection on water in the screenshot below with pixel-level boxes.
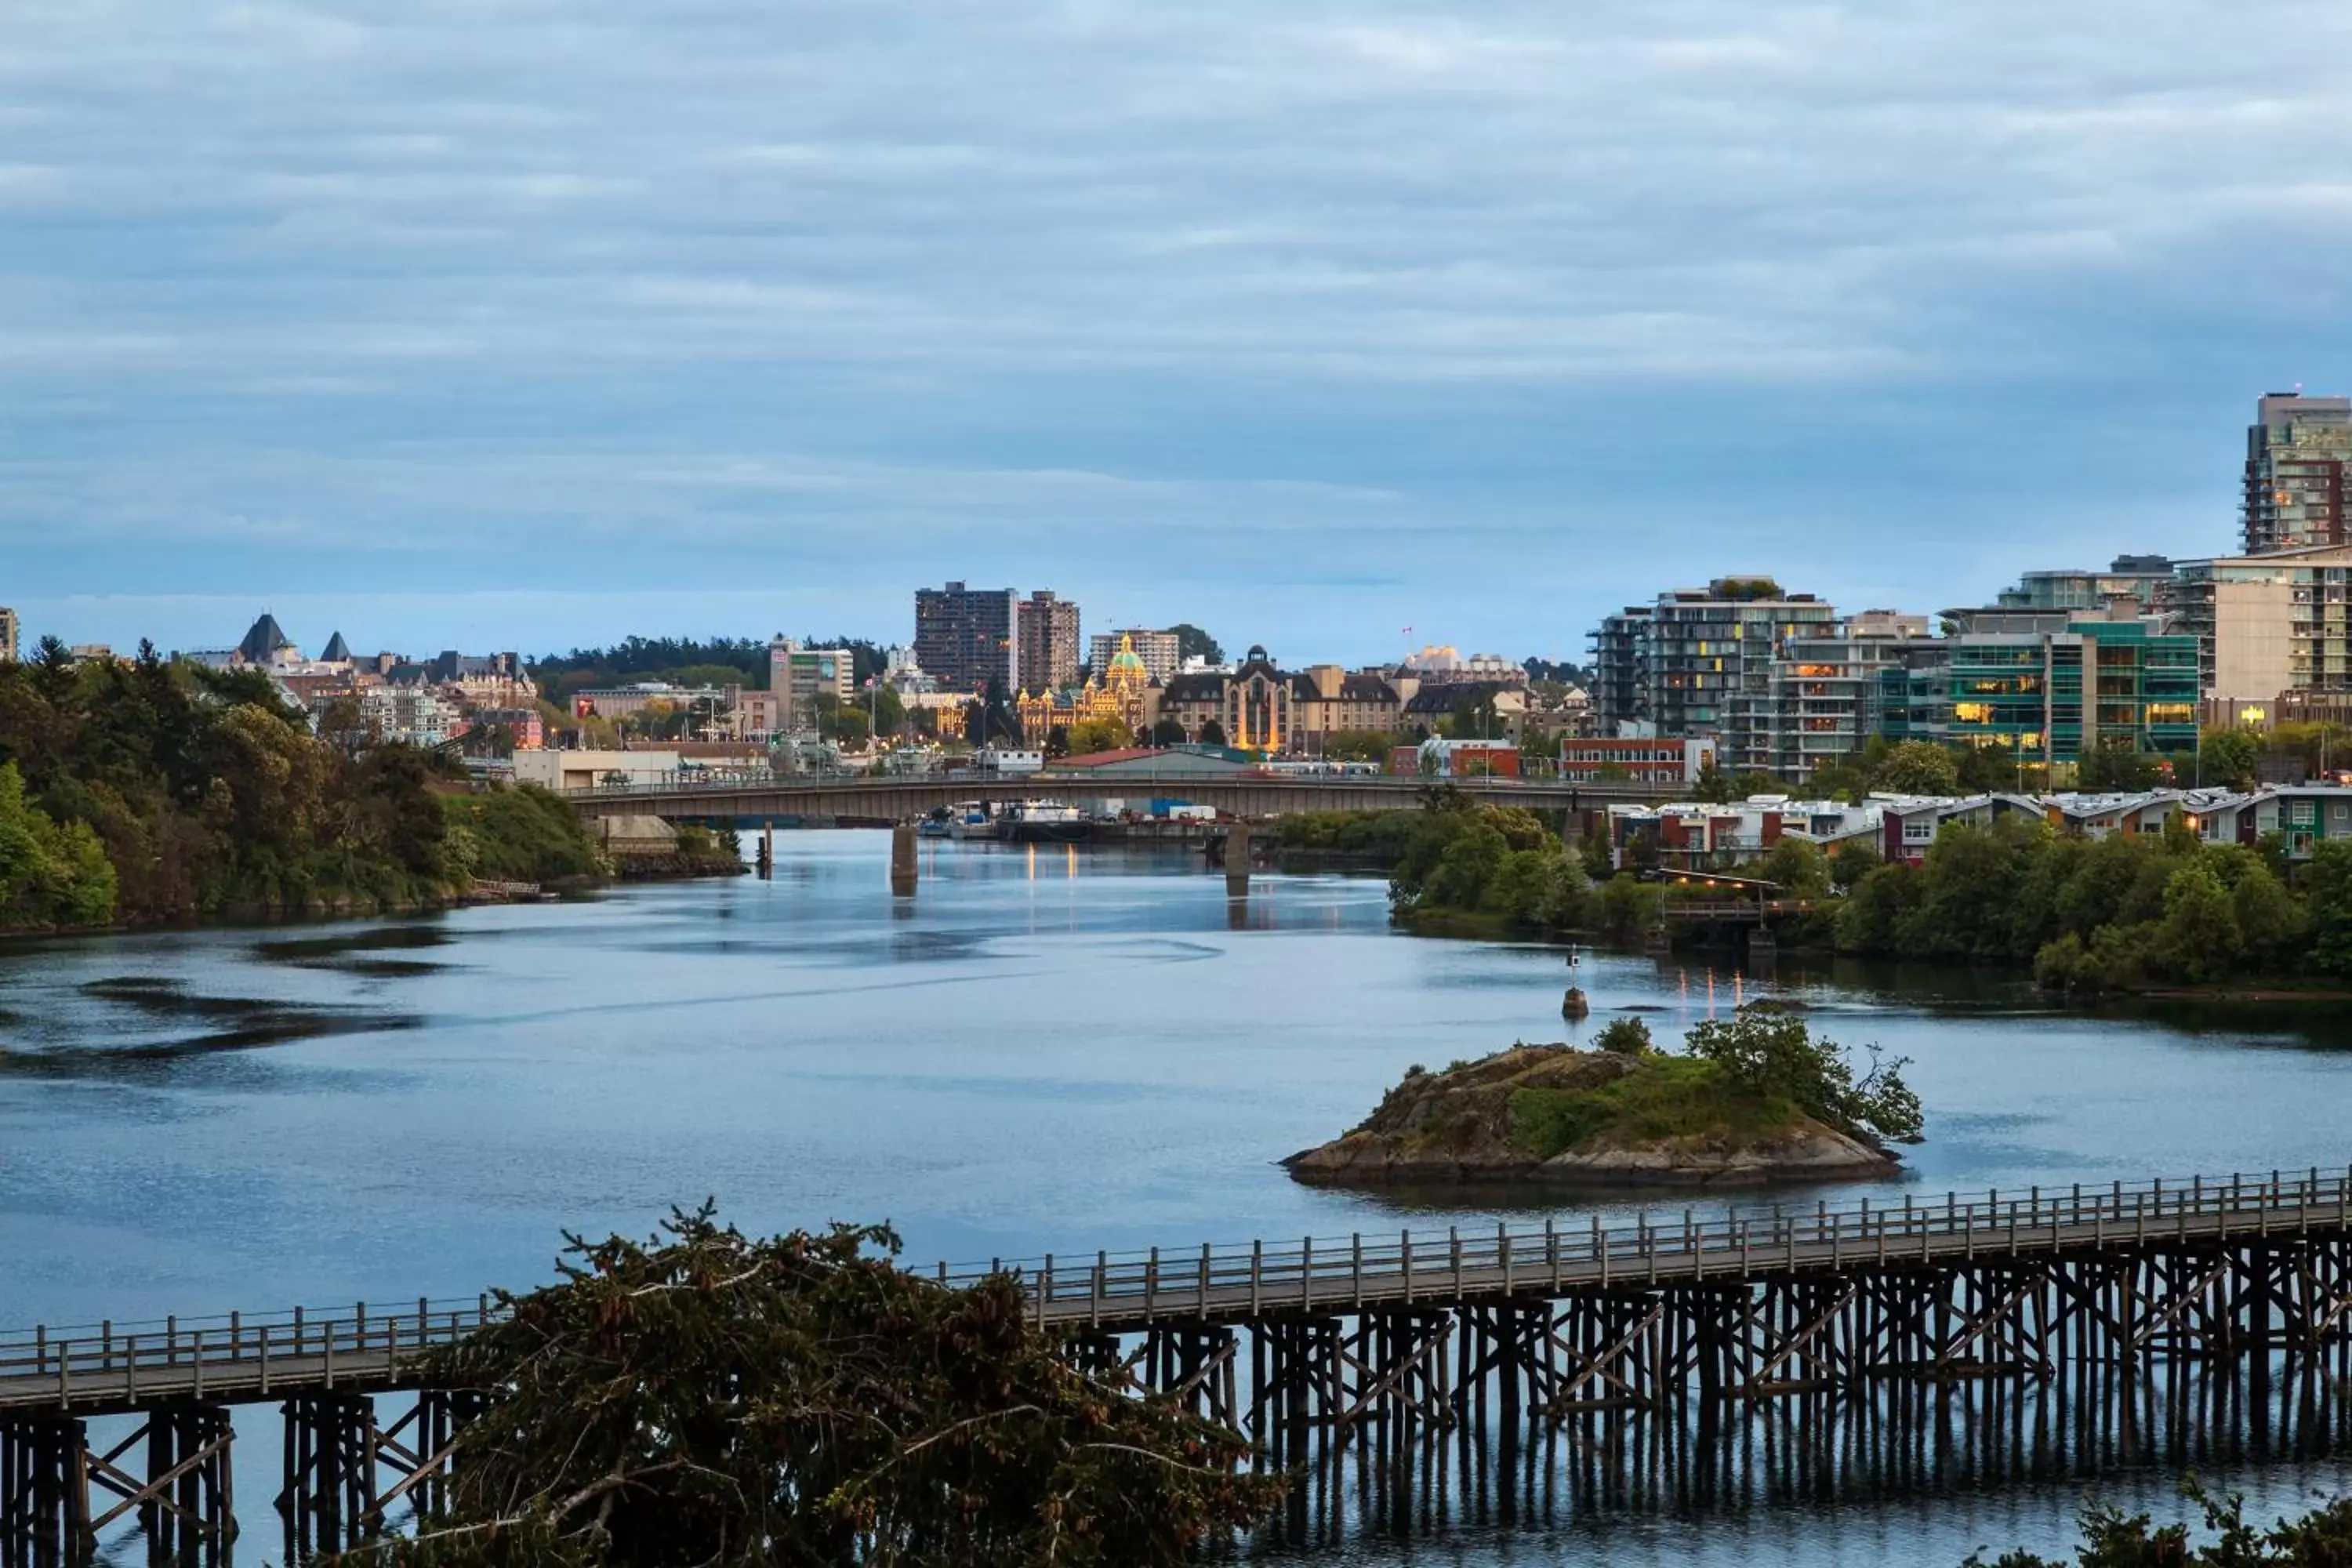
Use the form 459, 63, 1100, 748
5, 829, 2352, 1565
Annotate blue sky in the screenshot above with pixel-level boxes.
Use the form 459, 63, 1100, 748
5, 1, 2349, 666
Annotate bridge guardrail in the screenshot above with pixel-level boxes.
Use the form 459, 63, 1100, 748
554, 771, 1668, 802
931, 1165, 2352, 1329
10, 1167, 2343, 1408
0, 1296, 506, 1410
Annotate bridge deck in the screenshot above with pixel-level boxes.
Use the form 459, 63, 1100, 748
3, 1169, 2340, 1416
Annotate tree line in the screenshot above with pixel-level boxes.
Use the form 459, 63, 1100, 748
0, 639, 603, 932
1295, 788, 2350, 995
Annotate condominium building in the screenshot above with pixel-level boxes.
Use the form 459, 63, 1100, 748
1014, 590, 1083, 692
913, 583, 1018, 693
1650, 580, 1839, 771
1087, 628, 1181, 684
1588, 608, 1653, 731
1942, 609, 2198, 766
2243, 393, 2351, 554
2171, 543, 2352, 709
1758, 626, 1936, 781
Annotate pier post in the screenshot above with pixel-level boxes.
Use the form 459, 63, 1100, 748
757, 820, 775, 879
890, 822, 919, 897
1224, 822, 1251, 896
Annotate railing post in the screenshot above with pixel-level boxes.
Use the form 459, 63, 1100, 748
1145, 1247, 1159, 1324
1301, 1236, 1313, 1309
1547, 1216, 1559, 1291
1399, 1231, 1410, 1305
260, 1321, 270, 1396
1198, 1244, 1210, 1314
56, 1337, 67, 1406
1042, 1255, 1055, 1330
1352, 1234, 1363, 1308
1500, 1221, 1512, 1294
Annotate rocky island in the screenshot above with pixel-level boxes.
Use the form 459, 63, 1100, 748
1283, 1010, 1919, 1189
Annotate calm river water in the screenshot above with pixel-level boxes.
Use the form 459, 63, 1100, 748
5, 830, 2352, 1563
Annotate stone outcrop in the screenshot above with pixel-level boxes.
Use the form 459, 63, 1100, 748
1282, 1044, 1898, 1189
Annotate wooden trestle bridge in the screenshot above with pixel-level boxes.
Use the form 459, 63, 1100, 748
13, 1167, 2352, 1560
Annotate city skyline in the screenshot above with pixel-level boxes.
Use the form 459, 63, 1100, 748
9, 4, 2350, 656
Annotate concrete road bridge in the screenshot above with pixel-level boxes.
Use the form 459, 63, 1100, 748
560, 770, 1679, 826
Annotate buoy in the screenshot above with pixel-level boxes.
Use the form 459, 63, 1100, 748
1561, 985, 1590, 1020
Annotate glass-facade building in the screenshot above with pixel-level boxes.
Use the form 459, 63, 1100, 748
1944, 614, 2198, 765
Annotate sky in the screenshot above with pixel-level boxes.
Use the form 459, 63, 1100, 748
5, 0, 2350, 667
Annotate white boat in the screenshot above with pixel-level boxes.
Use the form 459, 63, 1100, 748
948, 803, 998, 840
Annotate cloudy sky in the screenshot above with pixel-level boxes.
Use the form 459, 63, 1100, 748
5, 0, 2349, 665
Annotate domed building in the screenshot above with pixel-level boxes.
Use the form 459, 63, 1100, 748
1016, 635, 1159, 748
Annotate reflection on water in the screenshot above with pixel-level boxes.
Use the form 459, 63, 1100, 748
4, 832, 2352, 1565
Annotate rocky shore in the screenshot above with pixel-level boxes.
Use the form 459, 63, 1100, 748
1283, 1042, 1899, 1189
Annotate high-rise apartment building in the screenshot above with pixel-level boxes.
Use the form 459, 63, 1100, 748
1014, 590, 1082, 692
0, 607, 18, 663
2244, 394, 2352, 554
1087, 628, 1181, 684
913, 583, 1018, 694
1588, 579, 1838, 771
1588, 607, 1653, 733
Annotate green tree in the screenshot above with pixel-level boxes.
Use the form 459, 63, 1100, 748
2304, 841, 2352, 978
1148, 718, 1188, 746
1044, 725, 1070, 760
357, 1207, 1281, 1568
1169, 623, 1222, 666
2198, 726, 2263, 790
1691, 761, 1736, 804
1068, 716, 1134, 755
2151, 862, 2241, 983
1875, 740, 1962, 797
1754, 837, 1829, 898
1198, 719, 1227, 746
1682, 1006, 1921, 1143
1828, 840, 1878, 891
1835, 863, 1920, 953
0, 761, 116, 928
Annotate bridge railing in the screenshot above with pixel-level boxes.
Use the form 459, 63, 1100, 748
556, 771, 1666, 803
0, 1296, 506, 1408
13, 1167, 2348, 1406
933, 1166, 2352, 1327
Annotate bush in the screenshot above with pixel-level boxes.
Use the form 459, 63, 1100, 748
360, 1207, 1284, 1567
1592, 1017, 1653, 1055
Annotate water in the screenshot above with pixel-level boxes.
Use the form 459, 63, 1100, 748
5, 829, 2352, 1563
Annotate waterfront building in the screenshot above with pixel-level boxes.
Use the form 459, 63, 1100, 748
0, 607, 18, 662
1758, 622, 1938, 782
1587, 579, 1838, 766
913, 582, 1018, 692
1940, 608, 2198, 768
2243, 393, 2352, 554
1015, 591, 1083, 692
1017, 633, 1157, 746
1086, 628, 1181, 684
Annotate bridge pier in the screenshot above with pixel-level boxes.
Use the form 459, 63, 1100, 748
0, 1414, 89, 1564
1223, 823, 1250, 896
889, 822, 918, 897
